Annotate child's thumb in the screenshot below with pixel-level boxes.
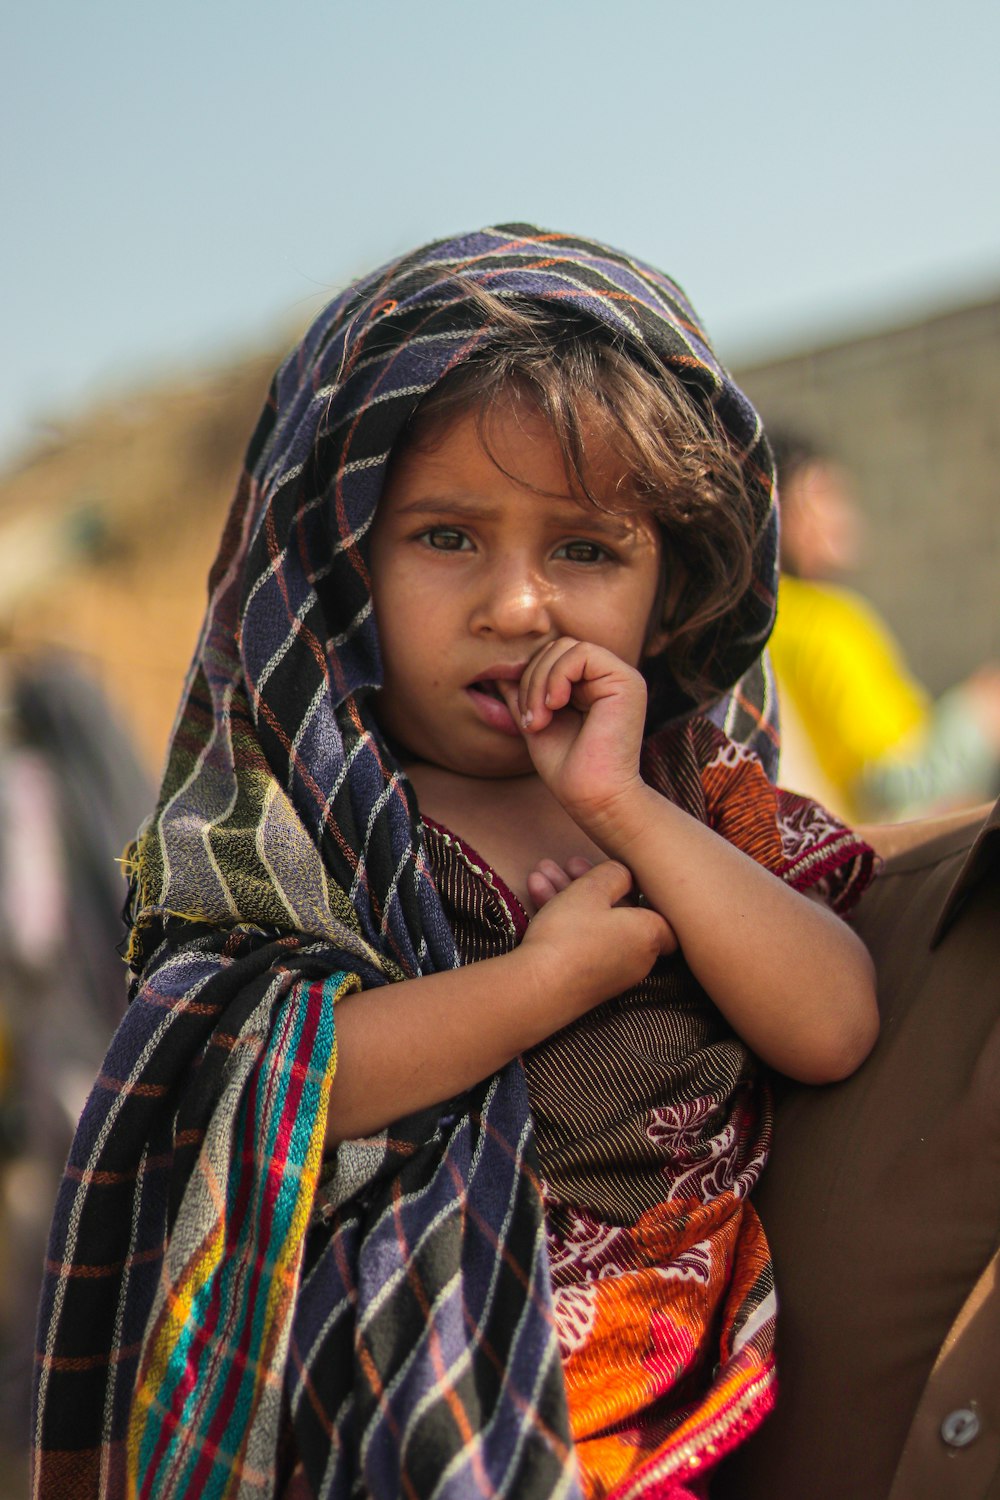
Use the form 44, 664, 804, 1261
578, 859, 634, 906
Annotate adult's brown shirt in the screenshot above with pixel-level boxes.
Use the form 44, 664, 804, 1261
718, 798, 1000, 1499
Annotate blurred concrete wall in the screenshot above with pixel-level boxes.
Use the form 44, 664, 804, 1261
736, 294, 1000, 695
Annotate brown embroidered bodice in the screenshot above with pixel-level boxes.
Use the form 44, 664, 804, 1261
422, 817, 762, 1232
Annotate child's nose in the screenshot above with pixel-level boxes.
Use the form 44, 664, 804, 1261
470, 559, 553, 638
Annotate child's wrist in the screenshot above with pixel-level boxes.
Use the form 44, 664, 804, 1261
568, 779, 659, 858
517, 924, 608, 1032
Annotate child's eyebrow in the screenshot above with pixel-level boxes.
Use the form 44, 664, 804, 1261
391, 496, 640, 540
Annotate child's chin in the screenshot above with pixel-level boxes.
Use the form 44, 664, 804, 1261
454, 737, 534, 780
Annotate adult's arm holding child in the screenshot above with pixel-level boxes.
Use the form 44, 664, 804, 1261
858, 799, 992, 860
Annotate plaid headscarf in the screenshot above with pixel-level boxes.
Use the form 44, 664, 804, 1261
33, 225, 779, 1499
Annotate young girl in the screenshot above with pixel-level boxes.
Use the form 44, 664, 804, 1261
33, 225, 876, 1500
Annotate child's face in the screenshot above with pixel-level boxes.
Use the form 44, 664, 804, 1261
369, 397, 665, 778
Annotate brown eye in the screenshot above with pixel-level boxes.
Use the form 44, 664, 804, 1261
422, 528, 470, 551
556, 540, 610, 564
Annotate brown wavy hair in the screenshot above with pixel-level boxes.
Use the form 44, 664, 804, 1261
391, 286, 758, 702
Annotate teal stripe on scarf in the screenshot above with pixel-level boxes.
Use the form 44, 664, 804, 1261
132, 974, 341, 1498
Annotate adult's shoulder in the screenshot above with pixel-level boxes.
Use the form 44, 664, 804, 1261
852, 799, 998, 960
718, 795, 1000, 1500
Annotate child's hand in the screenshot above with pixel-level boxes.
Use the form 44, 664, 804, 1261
525, 854, 595, 909
520, 860, 674, 1023
527, 855, 678, 952
326, 859, 674, 1143
498, 638, 647, 821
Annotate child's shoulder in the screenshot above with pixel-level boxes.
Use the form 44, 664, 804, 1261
642, 714, 764, 785
640, 714, 767, 824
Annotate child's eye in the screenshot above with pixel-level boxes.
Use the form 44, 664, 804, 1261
555, 539, 612, 564
419, 527, 472, 552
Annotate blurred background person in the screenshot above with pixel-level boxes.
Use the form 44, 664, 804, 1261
769, 430, 1000, 821
0, 653, 151, 1472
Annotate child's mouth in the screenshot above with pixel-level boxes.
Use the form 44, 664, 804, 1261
465, 677, 522, 737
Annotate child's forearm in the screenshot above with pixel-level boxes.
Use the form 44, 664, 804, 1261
325, 859, 669, 1144
325, 949, 551, 1145
577, 785, 878, 1084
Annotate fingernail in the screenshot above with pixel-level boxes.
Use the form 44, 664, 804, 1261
544, 692, 552, 707
522, 710, 533, 727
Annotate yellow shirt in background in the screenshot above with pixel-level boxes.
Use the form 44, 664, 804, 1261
770, 574, 929, 818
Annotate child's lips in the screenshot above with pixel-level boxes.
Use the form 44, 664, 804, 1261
465, 673, 523, 737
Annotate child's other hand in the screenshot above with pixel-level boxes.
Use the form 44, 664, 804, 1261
497, 638, 646, 819
525, 854, 596, 909
521, 860, 675, 1021
527, 855, 677, 952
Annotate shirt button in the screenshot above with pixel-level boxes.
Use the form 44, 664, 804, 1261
940, 1408, 980, 1448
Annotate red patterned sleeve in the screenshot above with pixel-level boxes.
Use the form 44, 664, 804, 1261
688, 718, 878, 915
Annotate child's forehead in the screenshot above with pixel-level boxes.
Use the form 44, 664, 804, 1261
383, 397, 650, 525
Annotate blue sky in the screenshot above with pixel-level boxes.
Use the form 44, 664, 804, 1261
3, 0, 998, 463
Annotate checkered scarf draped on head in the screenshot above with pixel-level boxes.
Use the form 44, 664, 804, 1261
33, 225, 779, 1500
127, 225, 778, 969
